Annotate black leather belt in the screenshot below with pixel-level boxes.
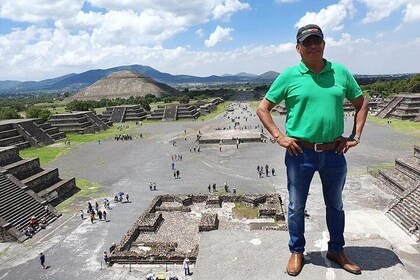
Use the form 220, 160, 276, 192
299, 140, 339, 152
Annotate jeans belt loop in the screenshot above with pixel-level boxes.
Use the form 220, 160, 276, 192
314, 143, 324, 152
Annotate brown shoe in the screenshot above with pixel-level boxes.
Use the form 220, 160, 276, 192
286, 253, 304, 276
326, 251, 361, 274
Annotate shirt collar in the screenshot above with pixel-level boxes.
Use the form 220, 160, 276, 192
297, 59, 332, 74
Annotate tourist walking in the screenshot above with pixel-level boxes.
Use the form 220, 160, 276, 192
257, 24, 367, 276
89, 211, 95, 224
103, 210, 107, 222
183, 258, 190, 276
39, 252, 46, 269
103, 251, 108, 265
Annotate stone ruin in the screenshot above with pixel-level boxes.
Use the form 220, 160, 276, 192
108, 193, 285, 265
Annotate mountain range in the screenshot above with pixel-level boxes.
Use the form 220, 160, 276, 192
0, 65, 280, 94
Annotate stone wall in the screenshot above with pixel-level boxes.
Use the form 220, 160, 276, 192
199, 213, 219, 232
110, 193, 285, 266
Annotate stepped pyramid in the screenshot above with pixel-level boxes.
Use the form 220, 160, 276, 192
0, 146, 79, 242
376, 93, 420, 121
374, 145, 420, 239
101, 105, 147, 123
70, 70, 180, 101
0, 119, 65, 150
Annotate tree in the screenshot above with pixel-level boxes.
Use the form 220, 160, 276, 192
177, 95, 190, 104
26, 106, 52, 121
0, 107, 21, 120
163, 96, 174, 103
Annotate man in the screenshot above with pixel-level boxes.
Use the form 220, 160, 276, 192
183, 257, 190, 276
257, 24, 368, 276
39, 252, 46, 269
103, 251, 108, 265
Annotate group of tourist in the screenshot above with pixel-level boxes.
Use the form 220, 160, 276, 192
82, 201, 108, 223
257, 164, 275, 178
149, 182, 157, 191
114, 193, 129, 203
206, 182, 236, 194
189, 146, 201, 153
171, 154, 183, 161
114, 134, 133, 141
173, 169, 181, 179
23, 215, 48, 238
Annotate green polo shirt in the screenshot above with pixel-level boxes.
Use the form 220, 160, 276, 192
265, 59, 362, 143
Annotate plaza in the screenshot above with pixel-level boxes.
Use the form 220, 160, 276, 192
0, 99, 419, 280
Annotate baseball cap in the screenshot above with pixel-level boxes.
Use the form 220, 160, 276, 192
296, 24, 323, 43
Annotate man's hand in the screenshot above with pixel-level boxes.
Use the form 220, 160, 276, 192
335, 136, 359, 154
276, 136, 302, 156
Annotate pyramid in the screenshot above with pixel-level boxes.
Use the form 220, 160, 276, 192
69, 70, 180, 100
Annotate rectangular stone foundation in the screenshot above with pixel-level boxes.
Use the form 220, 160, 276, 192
199, 213, 219, 232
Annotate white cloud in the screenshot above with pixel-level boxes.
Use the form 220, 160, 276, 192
401, 3, 420, 24
204, 25, 233, 47
0, 0, 84, 22
357, 0, 410, 23
0, 23, 419, 81
212, 0, 251, 21
60, 11, 106, 31
375, 31, 385, 38
88, 0, 250, 24
0, 0, 419, 81
325, 33, 420, 74
196, 28, 205, 38
295, 0, 355, 32
89, 10, 190, 46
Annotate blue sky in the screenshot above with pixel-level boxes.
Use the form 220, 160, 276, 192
0, 0, 419, 81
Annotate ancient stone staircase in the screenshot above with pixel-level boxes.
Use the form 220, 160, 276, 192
48, 111, 109, 134
17, 120, 54, 146
0, 146, 79, 207
0, 172, 61, 242
162, 105, 177, 121
0, 119, 66, 150
34, 120, 66, 141
376, 96, 403, 118
111, 107, 126, 123
377, 145, 420, 239
0, 122, 31, 150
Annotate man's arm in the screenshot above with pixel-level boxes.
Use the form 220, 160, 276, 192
256, 98, 302, 155
336, 95, 368, 154
256, 98, 281, 138
350, 95, 368, 140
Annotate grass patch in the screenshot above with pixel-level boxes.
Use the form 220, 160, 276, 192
19, 145, 70, 165
366, 162, 396, 178
367, 116, 420, 137
66, 122, 140, 143
232, 202, 259, 219
19, 122, 142, 163
200, 102, 233, 121
55, 178, 105, 212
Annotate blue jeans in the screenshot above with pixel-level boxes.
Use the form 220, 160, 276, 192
285, 148, 347, 253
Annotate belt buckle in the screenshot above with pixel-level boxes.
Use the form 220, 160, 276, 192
314, 143, 324, 152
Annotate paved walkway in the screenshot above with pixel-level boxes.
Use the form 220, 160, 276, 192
0, 98, 419, 280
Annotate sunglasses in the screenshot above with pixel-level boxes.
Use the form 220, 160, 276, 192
301, 36, 323, 47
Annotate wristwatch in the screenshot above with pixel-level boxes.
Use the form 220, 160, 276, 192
349, 134, 361, 144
